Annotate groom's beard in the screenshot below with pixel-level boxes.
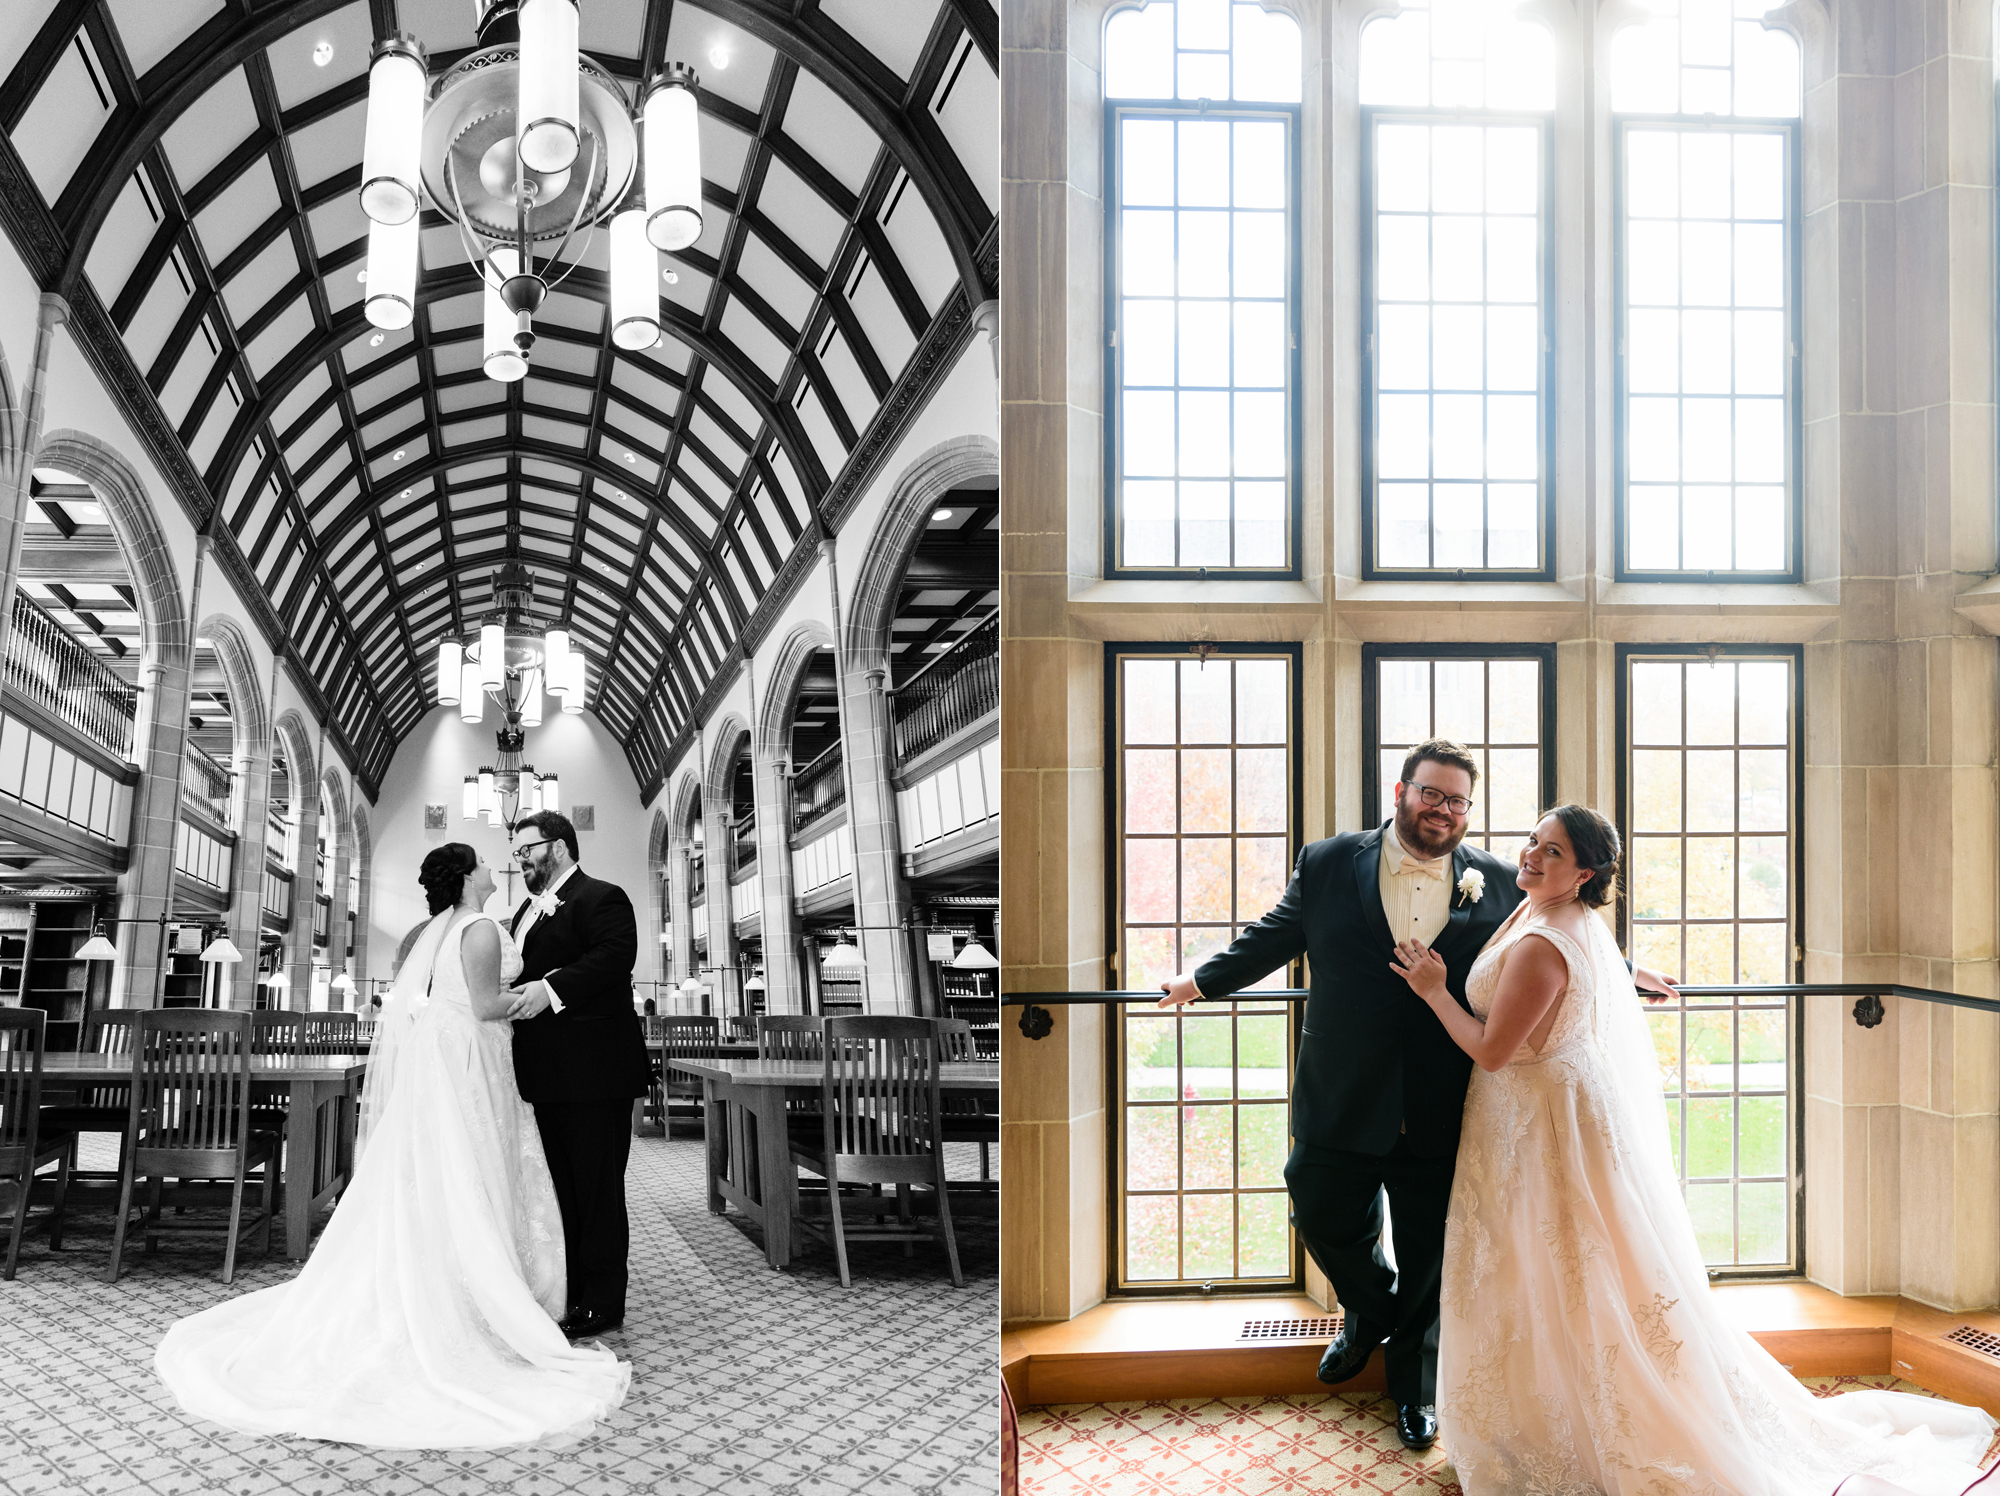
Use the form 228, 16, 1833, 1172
1394, 794, 1465, 862
520, 860, 547, 894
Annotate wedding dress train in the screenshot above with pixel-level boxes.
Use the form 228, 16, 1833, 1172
1439, 904, 1995, 1496
155, 911, 630, 1448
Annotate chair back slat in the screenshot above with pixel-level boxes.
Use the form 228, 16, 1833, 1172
824, 1016, 939, 1159
0, 1008, 47, 1154
132, 1011, 254, 1153
641, 1014, 667, 1042
756, 1013, 826, 1062
934, 1017, 975, 1062
77, 1009, 138, 1110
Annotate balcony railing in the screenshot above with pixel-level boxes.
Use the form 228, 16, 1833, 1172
893, 611, 997, 763
183, 741, 232, 823
791, 742, 845, 834
5, 592, 137, 756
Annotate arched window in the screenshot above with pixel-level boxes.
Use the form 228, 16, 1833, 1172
1103, 1, 1302, 577
1611, 2, 1802, 579
1359, 0, 1556, 576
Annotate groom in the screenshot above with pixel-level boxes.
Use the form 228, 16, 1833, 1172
1160, 740, 1671, 1452
504, 810, 651, 1341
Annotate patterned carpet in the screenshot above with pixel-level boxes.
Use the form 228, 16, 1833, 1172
0, 1132, 997, 1496
1018, 1376, 1999, 1494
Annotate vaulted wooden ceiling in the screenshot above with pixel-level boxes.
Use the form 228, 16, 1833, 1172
0, 0, 996, 795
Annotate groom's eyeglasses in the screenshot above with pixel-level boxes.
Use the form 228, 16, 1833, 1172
1411, 785, 1475, 817
513, 839, 557, 859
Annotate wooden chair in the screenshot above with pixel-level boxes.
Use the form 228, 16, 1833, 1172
301, 1012, 359, 1054
789, 1016, 962, 1289
658, 1016, 719, 1130
0, 1009, 72, 1277
934, 1017, 998, 1185
635, 1015, 667, 1133
248, 1011, 304, 1138
107, 1010, 279, 1284
39, 1009, 138, 1190
758, 1015, 828, 1134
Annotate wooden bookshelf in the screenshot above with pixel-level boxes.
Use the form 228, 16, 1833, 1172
23, 898, 96, 1051
0, 905, 32, 1008
161, 924, 206, 1007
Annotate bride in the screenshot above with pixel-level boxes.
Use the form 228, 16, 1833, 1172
1390, 805, 1995, 1496
155, 843, 630, 1448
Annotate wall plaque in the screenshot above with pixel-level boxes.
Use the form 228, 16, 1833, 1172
423, 804, 446, 830
572, 805, 595, 830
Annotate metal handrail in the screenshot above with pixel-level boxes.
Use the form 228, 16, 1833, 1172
183, 741, 232, 820
4, 591, 138, 755
998, 983, 1999, 1038
790, 741, 845, 833
893, 612, 997, 763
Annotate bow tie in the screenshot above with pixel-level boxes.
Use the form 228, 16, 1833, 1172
1395, 858, 1446, 882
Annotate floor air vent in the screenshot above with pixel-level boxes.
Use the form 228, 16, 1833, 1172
1944, 1326, 2000, 1360
1240, 1315, 1343, 1342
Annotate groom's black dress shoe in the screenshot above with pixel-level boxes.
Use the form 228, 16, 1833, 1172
1315, 1324, 1385, 1385
561, 1309, 624, 1341
1396, 1404, 1438, 1451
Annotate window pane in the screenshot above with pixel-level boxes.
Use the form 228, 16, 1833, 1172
1371, 119, 1546, 572
1620, 121, 1794, 574
1370, 651, 1546, 854
1624, 653, 1796, 1270
1118, 651, 1297, 1288
1109, 11, 1301, 572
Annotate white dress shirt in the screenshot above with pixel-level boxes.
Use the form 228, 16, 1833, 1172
515, 862, 581, 1012
1379, 821, 1452, 948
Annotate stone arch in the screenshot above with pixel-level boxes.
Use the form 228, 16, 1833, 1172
35, 432, 188, 670
703, 712, 752, 802
667, 769, 704, 848
0, 329, 18, 480
318, 765, 350, 856
756, 621, 837, 766
645, 807, 670, 989
195, 614, 267, 825
841, 434, 998, 671
270, 709, 317, 814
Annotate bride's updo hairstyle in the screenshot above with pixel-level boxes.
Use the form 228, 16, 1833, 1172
1546, 804, 1620, 909
419, 843, 478, 915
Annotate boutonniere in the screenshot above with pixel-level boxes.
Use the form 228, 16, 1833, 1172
530, 891, 561, 918
1456, 868, 1485, 906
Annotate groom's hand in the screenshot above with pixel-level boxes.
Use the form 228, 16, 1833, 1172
1156, 974, 1202, 1009
505, 981, 553, 1020
1633, 965, 1678, 1004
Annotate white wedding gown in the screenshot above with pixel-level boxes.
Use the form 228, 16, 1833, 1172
155, 911, 630, 1449
1439, 903, 1996, 1495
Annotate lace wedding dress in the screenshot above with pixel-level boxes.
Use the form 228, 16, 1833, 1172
1439, 903, 1995, 1496
155, 911, 630, 1449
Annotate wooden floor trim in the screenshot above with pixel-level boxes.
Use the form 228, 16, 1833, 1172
1004, 1286, 2000, 1414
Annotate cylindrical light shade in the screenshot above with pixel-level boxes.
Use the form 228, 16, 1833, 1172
609, 209, 662, 350
561, 647, 587, 704
479, 623, 506, 688
362, 215, 418, 329
519, 668, 543, 726
478, 769, 496, 810
487, 805, 502, 827
436, 639, 462, 705
642, 67, 703, 251
523, 770, 539, 811
544, 628, 571, 692
463, 775, 479, 820
517, 0, 580, 174
361, 37, 426, 224
540, 774, 559, 812
459, 660, 484, 722
484, 247, 528, 381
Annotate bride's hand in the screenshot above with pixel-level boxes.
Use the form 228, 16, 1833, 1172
1390, 939, 1449, 1003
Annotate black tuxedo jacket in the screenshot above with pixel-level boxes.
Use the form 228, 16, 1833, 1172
508, 870, 651, 1105
1193, 825, 1526, 1159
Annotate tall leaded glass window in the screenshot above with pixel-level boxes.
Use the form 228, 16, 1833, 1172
1619, 647, 1799, 1270
1104, 1, 1302, 577
1364, 645, 1553, 864
1359, 0, 1555, 577
1113, 647, 1300, 1290
1612, 2, 1801, 579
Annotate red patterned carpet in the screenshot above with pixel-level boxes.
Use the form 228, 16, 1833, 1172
1018, 1376, 1999, 1495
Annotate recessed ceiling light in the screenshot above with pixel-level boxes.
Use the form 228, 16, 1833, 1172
932, 508, 951, 521
369, 332, 384, 346
662, 269, 678, 284
708, 45, 729, 69
400, 488, 411, 499
393, 449, 406, 460
624, 452, 636, 463
312, 39, 334, 66
357, 268, 368, 283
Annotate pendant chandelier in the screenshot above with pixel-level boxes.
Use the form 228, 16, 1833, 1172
358, 0, 704, 378
437, 560, 577, 829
